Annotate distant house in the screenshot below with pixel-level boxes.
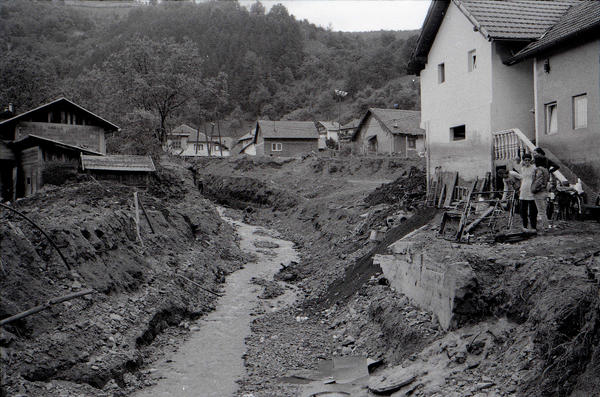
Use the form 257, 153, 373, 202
339, 119, 359, 143
0, 97, 119, 201
165, 124, 230, 157
408, 0, 598, 192
253, 120, 319, 157
351, 108, 425, 157
316, 121, 341, 149
81, 155, 156, 186
237, 131, 256, 155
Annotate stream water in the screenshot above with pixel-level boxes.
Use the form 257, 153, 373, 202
134, 208, 299, 397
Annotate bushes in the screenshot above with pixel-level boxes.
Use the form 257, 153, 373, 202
41, 161, 78, 186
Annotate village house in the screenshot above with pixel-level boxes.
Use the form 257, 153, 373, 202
350, 108, 425, 157
252, 120, 319, 157
237, 131, 256, 155
316, 121, 341, 149
165, 124, 230, 157
0, 97, 120, 201
505, 1, 600, 191
410, 0, 599, 195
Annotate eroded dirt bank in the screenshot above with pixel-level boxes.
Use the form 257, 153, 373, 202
193, 155, 600, 397
0, 162, 249, 396
3, 154, 600, 397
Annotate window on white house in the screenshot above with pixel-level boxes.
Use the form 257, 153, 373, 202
545, 102, 558, 135
172, 140, 181, 149
407, 137, 416, 149
573, 94, 587, 129
468, 49, 477, 72
438, 63, 445, 83
214, 144, 220, 151
450, 125, 466, 141
271, 142, 282, 151
194, 143, 203, 151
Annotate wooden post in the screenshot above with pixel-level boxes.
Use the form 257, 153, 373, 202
137, 195, 155, 234
133, 192, 143, 247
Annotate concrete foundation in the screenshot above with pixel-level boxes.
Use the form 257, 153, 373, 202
374, 240, 477, 330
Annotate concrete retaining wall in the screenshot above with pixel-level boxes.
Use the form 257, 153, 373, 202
374, 240, 477, 330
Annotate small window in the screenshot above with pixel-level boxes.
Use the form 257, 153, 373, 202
468, 49, 477, 72
172, 140, 181, 149
407, 137, 416, 149
545, 102, 558, 135
438, 63, 445, 83
450, 125, 466, 141
573, 94, 587, 129
194, 143, 204, 151
271, 142, 282, 152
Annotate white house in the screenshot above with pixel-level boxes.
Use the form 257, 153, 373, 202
165, 124, 230, 157
409, 0, 576, 182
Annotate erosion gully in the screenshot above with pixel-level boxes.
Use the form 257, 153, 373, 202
133, 207, 299, 397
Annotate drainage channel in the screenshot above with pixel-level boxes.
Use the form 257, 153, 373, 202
134, 207, 300, 397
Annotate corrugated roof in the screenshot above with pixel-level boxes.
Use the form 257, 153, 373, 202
352, 109, 424, 141
0, 97, 120, 131
508, 1, 600, 63
459, 0, 579, 40
256, 120, 319, 139
81, 155, 156, 172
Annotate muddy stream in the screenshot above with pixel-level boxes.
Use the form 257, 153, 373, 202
134, 208, 299, 397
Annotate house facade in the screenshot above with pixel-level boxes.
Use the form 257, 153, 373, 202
253, 120, 319, 157
165, 124, 230, 157
351, 108, 425, 157
507, 1, 600, 190
410, 0, 578, 182
316, 121, 341, 149
0, 97, 119, 201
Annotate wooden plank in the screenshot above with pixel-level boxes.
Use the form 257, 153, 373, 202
455, 179, 478, 241
443, 172, 458, 208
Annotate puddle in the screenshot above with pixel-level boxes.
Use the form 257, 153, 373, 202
133, 207, 299, 397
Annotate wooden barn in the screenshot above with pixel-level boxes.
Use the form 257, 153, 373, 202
80, 155, 156, 186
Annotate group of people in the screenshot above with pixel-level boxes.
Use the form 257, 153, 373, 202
498, 148, 560, 234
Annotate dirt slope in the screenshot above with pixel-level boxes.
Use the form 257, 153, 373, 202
0, 163, 248, 397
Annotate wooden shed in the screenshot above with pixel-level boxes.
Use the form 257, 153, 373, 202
80, 155, 156, 186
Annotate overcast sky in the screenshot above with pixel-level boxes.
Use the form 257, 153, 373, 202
238, 0, 431, 32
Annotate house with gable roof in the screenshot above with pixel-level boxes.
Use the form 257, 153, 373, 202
165, 124, 230, 157
350, 108, 425, 157
0, 97, 120, 200
409, 0, 583, 184
505, 1, 600, 190
316, 121, 341, 149
253, 120, 319, 157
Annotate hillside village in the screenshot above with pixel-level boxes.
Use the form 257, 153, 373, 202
2, 1, 600, 397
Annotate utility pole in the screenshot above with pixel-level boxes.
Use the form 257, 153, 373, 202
335, 89, 348, 149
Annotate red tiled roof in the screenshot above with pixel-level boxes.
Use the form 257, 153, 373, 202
256, 120, 318, 140
508, 1, 600, 63
459, 0, 579, 40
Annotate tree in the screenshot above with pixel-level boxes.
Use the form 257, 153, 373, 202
104, 36, 204, 143
249, 1, 265, 16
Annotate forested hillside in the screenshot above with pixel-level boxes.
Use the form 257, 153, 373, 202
0, 0, 420, 152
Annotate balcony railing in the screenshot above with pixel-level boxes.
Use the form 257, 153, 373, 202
492, 128, 567, 184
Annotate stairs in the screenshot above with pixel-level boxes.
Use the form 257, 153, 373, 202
492, 128, 597, 203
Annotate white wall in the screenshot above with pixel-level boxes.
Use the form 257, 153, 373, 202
420, 3, 493, 180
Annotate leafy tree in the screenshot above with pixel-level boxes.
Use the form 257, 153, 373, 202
104, 36, 204, 143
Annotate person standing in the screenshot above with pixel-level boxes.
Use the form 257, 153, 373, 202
511, 153, 538, 232
532, 155, 551, 231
